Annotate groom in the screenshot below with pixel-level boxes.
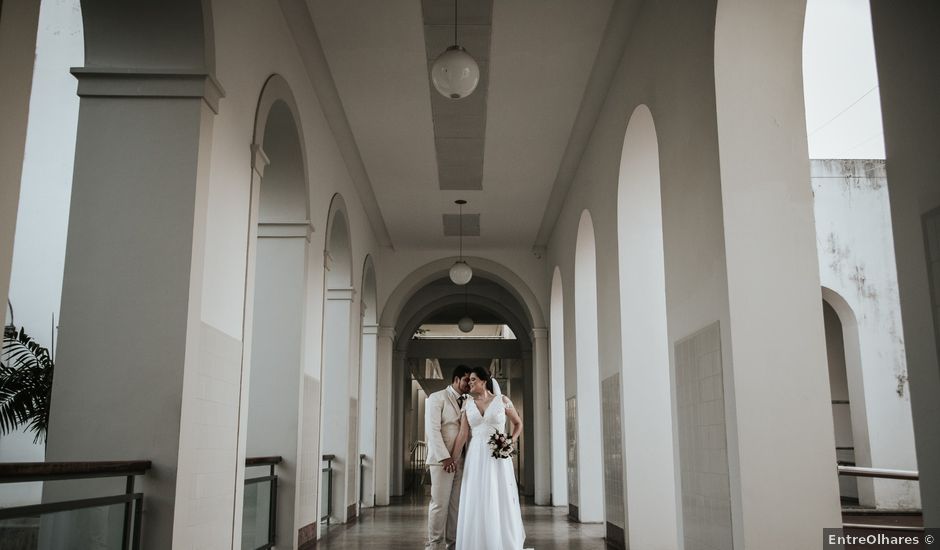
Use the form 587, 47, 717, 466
425, 364, 471, 550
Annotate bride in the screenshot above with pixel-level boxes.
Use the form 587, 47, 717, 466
449, 366, 526, 549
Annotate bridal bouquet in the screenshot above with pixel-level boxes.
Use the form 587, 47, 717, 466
488, 430, 515, 459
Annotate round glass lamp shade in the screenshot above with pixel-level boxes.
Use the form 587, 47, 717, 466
431, 46, 480, 99
449, 260, 473, 285
458, 316, 475, 333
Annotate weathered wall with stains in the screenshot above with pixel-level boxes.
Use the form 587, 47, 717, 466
812, 158, 920, 509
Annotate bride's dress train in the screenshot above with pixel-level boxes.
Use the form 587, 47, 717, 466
455, 393, 526, 550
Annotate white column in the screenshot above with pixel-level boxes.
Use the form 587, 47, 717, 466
45, 69, 223, 549
321, 287, 355, 522
869, 0, 940, 526
246, 220, 309, 544
231, 144, 268, 546
531, 329, 552, 505
715, 1, 842, 546
359, 323, 379, 508
521, 352, 536, 497
0, 0, 41, 308
549, 327, 568, 507
374, 326, 395, 505
345, 301, 362, 519
391, 350, 406, 495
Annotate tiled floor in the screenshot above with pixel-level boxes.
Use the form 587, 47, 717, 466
315, 495, 608, 549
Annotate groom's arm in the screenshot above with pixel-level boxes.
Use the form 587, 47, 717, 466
425, 394, 451, 464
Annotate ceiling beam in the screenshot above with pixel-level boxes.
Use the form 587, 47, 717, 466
407, 338, 521, 359
278, 0, 394, 248
532, 0, 642, 250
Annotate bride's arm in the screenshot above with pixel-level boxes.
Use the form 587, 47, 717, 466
449, 412, 471, 463
503, 396, 523, 442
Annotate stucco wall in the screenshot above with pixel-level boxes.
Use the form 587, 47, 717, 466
813, 158, 919, 509
189, 2, 383, 545
546, 0, 728, 545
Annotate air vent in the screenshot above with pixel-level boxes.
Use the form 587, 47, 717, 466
442, 213, 481, 237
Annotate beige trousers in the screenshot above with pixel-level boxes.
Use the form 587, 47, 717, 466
426, 464, 463, 550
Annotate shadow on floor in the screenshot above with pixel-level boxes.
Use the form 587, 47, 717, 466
314, 495, 607, 549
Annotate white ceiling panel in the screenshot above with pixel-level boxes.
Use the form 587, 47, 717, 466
482, 0, 613, 245
308, 0, 612, 248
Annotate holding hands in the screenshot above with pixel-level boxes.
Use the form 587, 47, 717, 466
441, 456, 458, 473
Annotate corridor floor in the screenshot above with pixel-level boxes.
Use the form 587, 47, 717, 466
315, 496, 608, 549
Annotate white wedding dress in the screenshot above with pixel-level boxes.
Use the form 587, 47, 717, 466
455, 388, 526, 550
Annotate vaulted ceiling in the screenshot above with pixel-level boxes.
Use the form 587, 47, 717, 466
308, 0, 614, 249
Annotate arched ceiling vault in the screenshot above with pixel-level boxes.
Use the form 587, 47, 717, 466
393, 276, 533, 352
380, 256, 545, 330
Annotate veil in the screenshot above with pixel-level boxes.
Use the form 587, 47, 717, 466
491, 378, 502, 397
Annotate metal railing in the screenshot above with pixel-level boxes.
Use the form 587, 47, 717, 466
837, 465, 922, 533
242, 456, 281, 550
409, 441, 427, 491
321, 454, 335, 524
0, 460, 151, 549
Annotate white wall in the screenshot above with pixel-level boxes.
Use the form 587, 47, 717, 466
188, 1, 382, 545
544, 0, 843, 546
0, 0, 82, 508
547, 0, 732, 543
813, 159, 919, 509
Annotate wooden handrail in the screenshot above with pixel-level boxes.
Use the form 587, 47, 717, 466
245, 456, 283, 467
0, 460, 152, 483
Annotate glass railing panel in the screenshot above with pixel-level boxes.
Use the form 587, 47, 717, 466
241, 479, 272, 550
320, 466, 330, 522
0, 517, 39, 550
0, 502, 126, 550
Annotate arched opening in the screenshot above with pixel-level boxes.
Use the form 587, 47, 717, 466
572, 210, 604, 523
804, 0, 919, 511
392, 276, 536, 495
549, 267, 568, 507
823, 299, 861, 504
616, 105, 680, 547
357, 257, 379, 508
242, 93, 311, 549
376, 256, 550, 504
319, 198, 357, 525
820, 286, 876, 508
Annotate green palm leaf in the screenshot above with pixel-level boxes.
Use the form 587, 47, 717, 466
0, 326, 54, 443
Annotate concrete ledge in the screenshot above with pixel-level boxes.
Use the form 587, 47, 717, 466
71, 68, 225, 113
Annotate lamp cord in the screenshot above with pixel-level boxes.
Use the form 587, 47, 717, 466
454, 0, 458, 45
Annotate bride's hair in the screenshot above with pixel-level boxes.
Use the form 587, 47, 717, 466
469, 366, 494, 393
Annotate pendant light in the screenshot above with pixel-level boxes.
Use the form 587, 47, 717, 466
458, 282, 474, 333
449, 199, 473, 285
430, 0, 480, 100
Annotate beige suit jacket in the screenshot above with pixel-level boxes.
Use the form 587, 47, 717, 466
425, 387, 464, 465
